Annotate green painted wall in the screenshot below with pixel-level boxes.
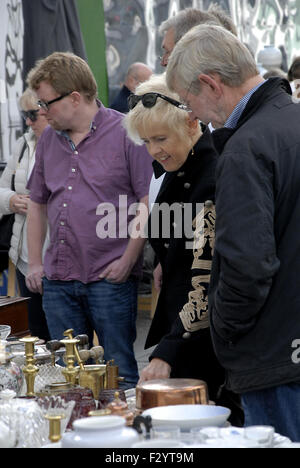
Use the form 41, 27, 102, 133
76, 0, 108, 106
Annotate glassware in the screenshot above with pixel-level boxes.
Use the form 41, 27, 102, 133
244, 425, 275, 448
36, 395, 75, 437
0, 325, 11, 340
32, 364, 65, 393
191, 426, 221, 442
0, 340, 24, 396
150, 425, 180, 440
0, 398, 48, 447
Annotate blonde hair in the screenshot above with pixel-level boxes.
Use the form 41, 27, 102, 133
27, 51, 97, 102
166, 24, 258, 93
19, 87, 38, 111
123, 73, 197, 145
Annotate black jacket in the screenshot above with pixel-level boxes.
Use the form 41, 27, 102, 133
110, 85, 131, 113
145, 131, 225, 399
208, 78, 300, 393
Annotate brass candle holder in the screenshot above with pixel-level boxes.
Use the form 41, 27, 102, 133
19, 336, 39, 397
60, 337, 80, 385
60, 329, 84, 385
63, 329, 85, 370
45, 413, 65, 443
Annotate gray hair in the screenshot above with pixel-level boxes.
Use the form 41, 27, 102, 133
159, 5, 237, 43
166, 24, 258, 92
123, 73, 197, 145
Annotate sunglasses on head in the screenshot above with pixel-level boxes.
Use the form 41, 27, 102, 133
21, 109, 39, 122
128, 92, 189, 111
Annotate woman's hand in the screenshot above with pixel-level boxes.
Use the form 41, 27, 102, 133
9, 194, 30, 215
138, 358, 171, 384
26, 263, 44, 294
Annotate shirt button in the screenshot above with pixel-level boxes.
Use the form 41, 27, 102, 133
182, 332, 191, 339
184, 182, 191, 189
60, 221, 65, 226
68, 186, 72, 190
72, 168, 76, 172
60, 240, 65, 244
74, 151, 78, 155
63, 203, 67, 208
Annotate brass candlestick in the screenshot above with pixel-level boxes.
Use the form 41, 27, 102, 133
60, 336, 80, 385
63, 329, 85, 370
60, 328, 86, 385
19, 336, 39, 397
45, 414, 65, 443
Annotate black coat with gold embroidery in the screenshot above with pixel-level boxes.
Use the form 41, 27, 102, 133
145, 130, 225, 399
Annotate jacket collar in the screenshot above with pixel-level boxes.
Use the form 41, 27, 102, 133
211, 77, 292, 154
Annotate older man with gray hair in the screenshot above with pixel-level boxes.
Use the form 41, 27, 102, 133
166, 24, 300, 441
159, 4, 237, 67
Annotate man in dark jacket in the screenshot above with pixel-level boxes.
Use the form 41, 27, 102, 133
110, 62, 152, 113
166, 24, 300, 442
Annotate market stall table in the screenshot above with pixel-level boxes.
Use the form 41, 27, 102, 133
0, 296, 30, 337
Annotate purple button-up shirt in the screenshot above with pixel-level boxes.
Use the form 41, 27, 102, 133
27, 102, 153, 283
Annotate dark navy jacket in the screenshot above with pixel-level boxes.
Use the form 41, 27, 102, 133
208, 78, 300, 393
110, 85, 131, 113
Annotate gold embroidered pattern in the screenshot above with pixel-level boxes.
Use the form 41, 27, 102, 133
179, 203, 216, 332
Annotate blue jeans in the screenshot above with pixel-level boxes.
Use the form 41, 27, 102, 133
42, 277, 139, 389
241, 383, 300, 442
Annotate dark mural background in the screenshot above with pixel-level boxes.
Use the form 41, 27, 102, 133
104, 0, 300, 104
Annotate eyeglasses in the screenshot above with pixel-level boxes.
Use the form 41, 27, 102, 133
37, 92, 71, 111
21, 109, 39, 122
128, 92, 189, 111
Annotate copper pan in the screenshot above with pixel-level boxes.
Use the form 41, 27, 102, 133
136, 378, 209, 411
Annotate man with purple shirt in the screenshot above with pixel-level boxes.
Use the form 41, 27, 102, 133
26, 52, 153, 389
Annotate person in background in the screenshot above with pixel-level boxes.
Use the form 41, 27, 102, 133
263, 68, 287, 79
287, 55, 300, 82
110, 62, 153, 113
287, 56, 300, 100
25, 52, 153, 390
166, 23, 300, 441
0, 88, 50, 342
159, 4, 237, 68
123, 74, 244, 426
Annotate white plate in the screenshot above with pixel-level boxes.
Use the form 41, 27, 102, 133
142, 404, 231, 431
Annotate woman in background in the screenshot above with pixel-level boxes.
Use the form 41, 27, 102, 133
0, 88, 50, 341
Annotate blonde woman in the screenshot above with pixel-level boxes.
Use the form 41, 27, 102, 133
0, 88, 50, 341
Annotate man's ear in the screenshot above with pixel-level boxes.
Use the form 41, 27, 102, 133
70, 91, 81, 106
197, 73, 222, 97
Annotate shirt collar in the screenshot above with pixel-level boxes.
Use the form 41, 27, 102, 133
224, 80, 265, 129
